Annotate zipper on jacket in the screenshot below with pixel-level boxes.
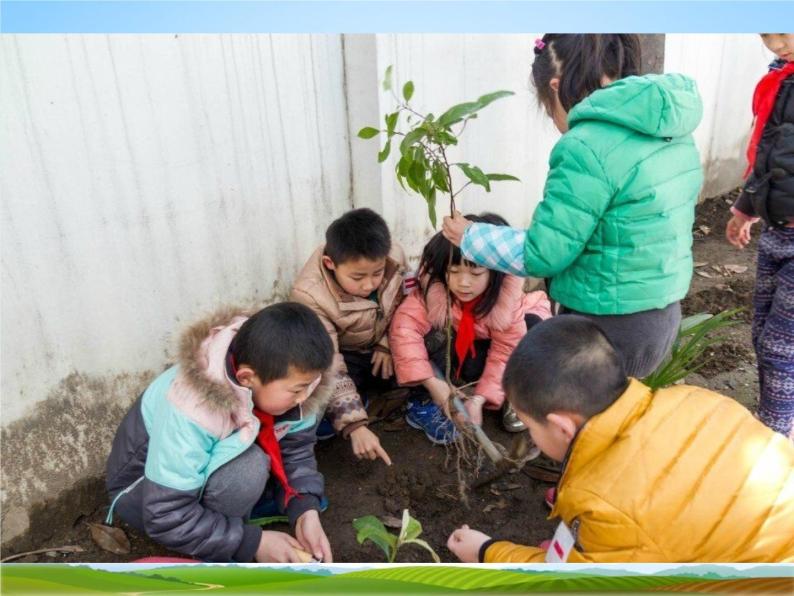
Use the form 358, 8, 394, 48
105, 476, 144, 524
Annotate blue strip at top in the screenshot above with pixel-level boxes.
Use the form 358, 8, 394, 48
2, 1, 793, 34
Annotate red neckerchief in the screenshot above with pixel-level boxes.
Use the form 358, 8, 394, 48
252, 408, 298, 507
745, 60, 794, 177
229, 354, 298, 507
454, 296, 483, 380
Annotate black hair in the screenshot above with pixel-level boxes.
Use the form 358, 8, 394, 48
503, 315, 629, 421
324, 208, 391, 265
229, 302, 333, 383
418, 212, 509, 318
532, 34, 642, 114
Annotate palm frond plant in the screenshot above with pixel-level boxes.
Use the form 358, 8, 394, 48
643, 309, 743, 390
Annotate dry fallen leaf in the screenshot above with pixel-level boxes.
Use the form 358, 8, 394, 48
724, 264, 748, 274
483, 498, 509, 514
88, 523, 130, 555
693, 262, 708, 268
501, 482, 522, 491
380, 514, 403, 529
695, 270, 713, 278
489, 487, 502, 496
699, 225, 711, 235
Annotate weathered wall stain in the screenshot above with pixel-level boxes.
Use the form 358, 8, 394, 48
1, 370, 155, 547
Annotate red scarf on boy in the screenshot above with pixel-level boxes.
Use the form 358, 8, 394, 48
745, 60, 794, 176
455, 296, 482, 379
229, 353, 298, 507
252, 408, 299, 507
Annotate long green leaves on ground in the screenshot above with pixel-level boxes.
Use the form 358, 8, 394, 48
643, 310, 743, 390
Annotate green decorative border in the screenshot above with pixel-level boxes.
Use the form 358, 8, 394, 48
2, 563, 793, 594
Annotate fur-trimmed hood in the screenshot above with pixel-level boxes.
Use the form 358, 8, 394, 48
175, 305, 338, 424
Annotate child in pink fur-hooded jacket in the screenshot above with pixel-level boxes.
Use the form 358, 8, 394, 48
389, 213, 552, 444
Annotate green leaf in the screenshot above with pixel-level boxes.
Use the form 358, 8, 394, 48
475, 90, 514, 109
403, 538, 441, 563
679, 313, 713, 334
382, 65, 393, 92
409, 159, 427, 194
378, 140, 392, 163
353, 516, 397, 562
456, 163, 491, 192
358, 127, 380, 139
486, 173, 520, 182
398, 509, 423, 543
432, 164, 450, 193
434, 131, 458, 146
400, 128, 426, 155
385, 112, 399, 137
642, 309, 742, 390
426, 190, 437, 229
437, 101, 482, 127
403, 81, 415, 102
436, 90, 513, 128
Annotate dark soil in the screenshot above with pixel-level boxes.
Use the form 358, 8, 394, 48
2, 191, 762, 564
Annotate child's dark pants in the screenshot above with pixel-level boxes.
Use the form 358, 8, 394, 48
112, 444, 270, 533
754, 226, 794, 438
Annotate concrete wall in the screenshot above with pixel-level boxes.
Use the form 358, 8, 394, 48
665, 34, 773, 197
0, 33, 769, 547
1, 34, 353, 545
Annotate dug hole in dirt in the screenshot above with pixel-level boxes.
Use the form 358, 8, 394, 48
1, 190, 761, 564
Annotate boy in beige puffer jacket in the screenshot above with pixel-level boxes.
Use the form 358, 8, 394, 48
291, 209, 406, 465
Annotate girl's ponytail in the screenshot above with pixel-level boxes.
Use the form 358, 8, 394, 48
532, 34, 642, 113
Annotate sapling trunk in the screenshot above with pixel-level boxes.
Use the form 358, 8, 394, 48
358, 66, 522, 486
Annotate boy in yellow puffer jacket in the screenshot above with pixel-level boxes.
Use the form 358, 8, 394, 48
448, 316, 794, 563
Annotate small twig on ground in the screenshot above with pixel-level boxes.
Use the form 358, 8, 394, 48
1, 545, 85, 562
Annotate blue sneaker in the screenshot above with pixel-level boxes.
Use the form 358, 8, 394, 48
405, 399, 459, 445
315, 416, 335, 441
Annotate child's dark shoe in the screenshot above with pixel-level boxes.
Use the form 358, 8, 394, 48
405, 399, 459, 445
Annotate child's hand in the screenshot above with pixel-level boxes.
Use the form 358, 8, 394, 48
464, 395, 486, 426
349, 426, 392, 465
371, 351, 394, 379
442, 210, 474, 247
447, 524, 491, 563
255, 530, 309, 563
295, 509, 333, 563
424, 377, 452, 411
725, 214, 753, 249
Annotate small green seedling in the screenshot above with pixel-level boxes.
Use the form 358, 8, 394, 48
353, 509, 440, 563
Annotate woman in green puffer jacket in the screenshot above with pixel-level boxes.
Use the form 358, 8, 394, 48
443, 34, 703, 378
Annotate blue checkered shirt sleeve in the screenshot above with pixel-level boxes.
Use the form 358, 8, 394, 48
460, 222, 528, 277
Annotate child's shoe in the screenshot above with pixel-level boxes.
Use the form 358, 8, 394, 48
502, 402, 526, 432
405, 399, 459, 445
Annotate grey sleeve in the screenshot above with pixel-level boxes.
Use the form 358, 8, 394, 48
142, 478, 261, 562
276, 422, 324, 527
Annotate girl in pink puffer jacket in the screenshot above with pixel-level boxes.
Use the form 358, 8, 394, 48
390, 213, 552, 442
